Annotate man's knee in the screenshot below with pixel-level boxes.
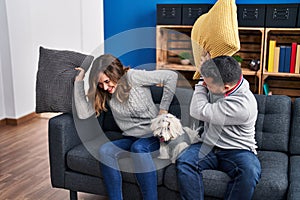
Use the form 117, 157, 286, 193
244, 163, 261, 183
176, 150, 193, 172
245, 155, 261, 180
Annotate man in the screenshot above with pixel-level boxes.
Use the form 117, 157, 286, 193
176, 55, 261, 200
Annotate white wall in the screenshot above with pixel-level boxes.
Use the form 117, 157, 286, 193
0, 0, 104, 120
0, 1, 5, 120
0, 56, 6, 120
0, 0, 15, 120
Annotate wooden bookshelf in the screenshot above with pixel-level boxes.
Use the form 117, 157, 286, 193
156, 25, 300, 98
156, 25, 264, 94
262, 28, 300, 98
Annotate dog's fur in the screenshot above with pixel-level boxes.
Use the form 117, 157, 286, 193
150, 113, 201, 163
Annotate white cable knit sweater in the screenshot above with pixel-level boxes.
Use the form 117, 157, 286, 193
74, 69, 178, 137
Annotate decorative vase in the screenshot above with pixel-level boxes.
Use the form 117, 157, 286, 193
180, 59, 190, 65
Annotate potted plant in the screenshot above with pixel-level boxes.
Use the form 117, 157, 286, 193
232, 55, 243, 66
179, 52, 192, 65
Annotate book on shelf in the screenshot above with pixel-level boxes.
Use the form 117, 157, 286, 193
267, 40, 276, 72
263, 82, 271, 95
278, 46, 286, 73
290, 42, 297, 73
295, 44, 300, 74
273, 47, 280, 73
284, 46, 291, 73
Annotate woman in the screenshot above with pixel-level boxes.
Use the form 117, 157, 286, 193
74, 54, 178, 200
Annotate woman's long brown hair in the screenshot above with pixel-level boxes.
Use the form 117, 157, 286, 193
87, 54, 130, 116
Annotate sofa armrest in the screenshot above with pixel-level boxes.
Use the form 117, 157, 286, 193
288, 98, 300, 200
290, 98, 300, 155
48, 113, 82, 188
288, 182, 300, 200
288, 156, 300, 200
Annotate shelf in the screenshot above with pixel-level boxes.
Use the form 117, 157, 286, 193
265, 28, 300, 32
157, 64, 261, 75
157, 25, 265, 31
238, 27, 265, 32
157, 25, 192, 29
157, 63, 195, 71
263, 72, 300, 79
242, 68, 260, 76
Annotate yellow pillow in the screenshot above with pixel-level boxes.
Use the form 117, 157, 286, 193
191, 0, 240, 79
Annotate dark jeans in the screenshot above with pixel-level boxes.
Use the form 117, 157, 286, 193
99, 136, 160, 200
176, 143, 261, 200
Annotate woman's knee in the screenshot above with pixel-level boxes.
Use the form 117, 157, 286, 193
131, 142, 148, 153
130, 138, 159, 153
99, 142, 115, 156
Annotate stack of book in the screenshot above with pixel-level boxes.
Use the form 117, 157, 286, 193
267, 40, 300, 73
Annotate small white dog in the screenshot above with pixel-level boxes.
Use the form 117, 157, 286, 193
150, 113, 201, 163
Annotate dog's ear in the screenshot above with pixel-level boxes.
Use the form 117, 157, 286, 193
167, 114, 184, 139
173, 117, 184, 134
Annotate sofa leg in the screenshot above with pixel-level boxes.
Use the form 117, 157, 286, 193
70, 190, 78, 200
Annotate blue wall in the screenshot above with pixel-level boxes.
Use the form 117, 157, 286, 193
104, 0, 300, 69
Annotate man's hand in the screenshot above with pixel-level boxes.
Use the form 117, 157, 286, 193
198, 51, 211, 71
198, 77, 206, 87
75, 67, 85, 81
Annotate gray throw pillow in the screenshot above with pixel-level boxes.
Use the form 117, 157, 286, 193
36, 46, 94, 113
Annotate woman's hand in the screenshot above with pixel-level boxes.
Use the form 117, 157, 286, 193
158, 109, 168, 115
75, 67, 85, 81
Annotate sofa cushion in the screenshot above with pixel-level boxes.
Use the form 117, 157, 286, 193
66, 136, 102, 177
253, 151, 289, 200
288, 182, 300, 200
290, 98, 300, 155
254, 94, 291, 152
101, 106, 122, 133
288, 156, 300, 200
36, 46, 94, 113
290, 156, 300, 187
164, 164, 230, 198
66, 137, 169, 186
164, 150, 288, 200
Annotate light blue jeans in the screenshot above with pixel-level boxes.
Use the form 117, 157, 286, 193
176, 143, 261, 200
99, 136, 160, 200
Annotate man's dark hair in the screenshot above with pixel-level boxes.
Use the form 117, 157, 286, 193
200, 55, 242, 85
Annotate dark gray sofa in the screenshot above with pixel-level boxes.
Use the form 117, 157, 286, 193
48, 86, 300, 200
288, 98, 300, 200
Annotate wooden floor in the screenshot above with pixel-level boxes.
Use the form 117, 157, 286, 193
0, 116, 107, 200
